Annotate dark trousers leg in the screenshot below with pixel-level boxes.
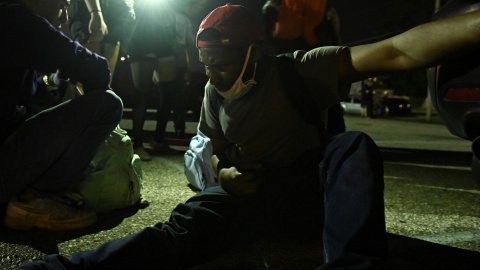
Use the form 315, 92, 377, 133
129, 60, 156, 148
19, 186, 246, 270
153, 80, 175, 143
172, 67, 188, 133
318, 131, 387, 269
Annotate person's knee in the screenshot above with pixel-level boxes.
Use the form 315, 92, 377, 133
328, 131, 379, 157
105, 90, 123, 110
105, 90, 123, 121
338, 131, 373, 143
91, 90, 123, 124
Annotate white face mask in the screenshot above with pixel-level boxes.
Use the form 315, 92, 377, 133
215, 44, 257, 100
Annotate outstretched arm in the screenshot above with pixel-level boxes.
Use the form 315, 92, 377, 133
339, 9, 480, 82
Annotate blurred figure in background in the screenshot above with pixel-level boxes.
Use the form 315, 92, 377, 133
361, 79, 374, 118
263, 0, 347, 136
168, 1, 198, 139
263, 0, 328, 54
124, 0, 177, 161
68, 0, 135, 85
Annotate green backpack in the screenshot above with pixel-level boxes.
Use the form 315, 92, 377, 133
72, 126, 143, 213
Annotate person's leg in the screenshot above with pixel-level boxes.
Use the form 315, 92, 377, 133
150, 57, 178, 153
259, 149, 325, 239
361, 105, 366, 118
0, 90, 122, 203
172, 67, 189, 138
152, 79, 175, 144
102, 42, 120, 83
130, 59, 156, 160
100, 0, 134, 83
19, 186, 250, 270
318, 131, 387, 270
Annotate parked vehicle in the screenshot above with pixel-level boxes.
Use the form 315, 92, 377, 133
382, 96, 411, 116
340, 95, 362, 115
341, 94, 411, 117
426, 0, 480, 183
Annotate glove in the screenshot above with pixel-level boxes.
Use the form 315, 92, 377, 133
48, 69, 70, 87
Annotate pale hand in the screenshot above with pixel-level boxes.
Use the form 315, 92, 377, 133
218, 164, 263, 196
88, 12, 108, 43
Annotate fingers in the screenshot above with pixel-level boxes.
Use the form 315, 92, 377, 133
219, 168, 262, 196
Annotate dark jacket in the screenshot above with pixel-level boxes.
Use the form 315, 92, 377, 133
0, 0, 112, 146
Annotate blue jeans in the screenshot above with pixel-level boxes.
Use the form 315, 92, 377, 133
20, 131, 386, 270
0, 90, 123, 203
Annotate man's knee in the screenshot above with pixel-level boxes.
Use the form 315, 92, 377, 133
326, 131, 380, 160
95, 90, 123, 123
104, 90, 123, 112
333, 131, 375, 146
76, 90, 123, 130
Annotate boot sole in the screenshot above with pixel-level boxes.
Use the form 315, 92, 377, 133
3, 203, 97, 231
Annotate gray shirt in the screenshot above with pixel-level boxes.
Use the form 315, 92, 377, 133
199, 46, 349, 168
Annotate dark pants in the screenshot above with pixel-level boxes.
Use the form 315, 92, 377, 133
153, 80, 179, 143
20, 131, 387, 270
0, 90, 123, 203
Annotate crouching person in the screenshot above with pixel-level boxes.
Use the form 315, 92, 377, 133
0, 0, 122, 231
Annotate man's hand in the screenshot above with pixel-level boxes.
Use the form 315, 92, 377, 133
48, 69, 70, 87
87, 11, 108, 44
218, 164, 263, 196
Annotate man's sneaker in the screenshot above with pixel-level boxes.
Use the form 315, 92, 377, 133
149, 140, 181, 155
3, 197, 97, 231
134, 146, 152, 161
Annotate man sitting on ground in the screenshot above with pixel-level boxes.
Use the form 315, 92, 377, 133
19, 3, 480, 269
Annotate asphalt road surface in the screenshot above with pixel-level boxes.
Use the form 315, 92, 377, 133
1, 113, 479, 269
